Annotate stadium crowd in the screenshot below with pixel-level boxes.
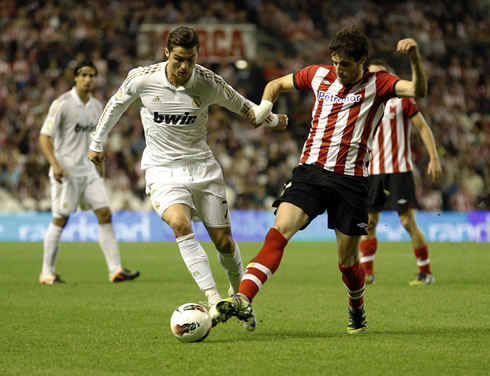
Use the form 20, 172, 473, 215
0, 0, 488, 213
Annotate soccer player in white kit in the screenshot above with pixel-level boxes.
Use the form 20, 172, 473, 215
88, 27, 287, 327
39, 61, 140, 284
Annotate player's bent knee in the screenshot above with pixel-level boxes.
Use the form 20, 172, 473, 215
95, 207, 112, 224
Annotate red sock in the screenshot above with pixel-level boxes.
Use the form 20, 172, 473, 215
360, 238, 377, 275
339, 262, 365, 308
239, 228, 288, 303
414, 245, 431, 274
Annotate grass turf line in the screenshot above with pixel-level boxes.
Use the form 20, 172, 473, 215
0, 242, 489, 376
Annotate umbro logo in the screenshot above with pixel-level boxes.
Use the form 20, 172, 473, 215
357, 222, 369, 228
322, 80, 331, 85
152, 96, 161, 102
398, 199, 408, 204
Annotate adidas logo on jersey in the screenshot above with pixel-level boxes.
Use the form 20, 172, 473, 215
152, 96, 161, 102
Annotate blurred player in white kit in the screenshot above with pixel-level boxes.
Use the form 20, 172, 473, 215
39, 60, 140, 284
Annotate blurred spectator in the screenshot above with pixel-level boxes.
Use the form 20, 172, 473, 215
0, 0, 488, 212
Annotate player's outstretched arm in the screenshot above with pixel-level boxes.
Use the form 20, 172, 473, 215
412, 112, 442, 182
394, 38, 428, 98
251, 74, 296, 125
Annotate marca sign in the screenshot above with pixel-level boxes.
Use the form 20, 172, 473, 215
138, 24, 256, 62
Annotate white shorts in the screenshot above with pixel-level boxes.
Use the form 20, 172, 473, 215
50, 172, 110, 218
145, 158, 230, 228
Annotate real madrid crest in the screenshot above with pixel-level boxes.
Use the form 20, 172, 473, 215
192, 96, 201, 108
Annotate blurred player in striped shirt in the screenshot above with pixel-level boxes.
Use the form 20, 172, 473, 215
360, 59, 442, 286
216, 26, 428, 334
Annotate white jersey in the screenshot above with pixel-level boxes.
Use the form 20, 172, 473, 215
41, 87, 102, 177
91, 62, 275, 169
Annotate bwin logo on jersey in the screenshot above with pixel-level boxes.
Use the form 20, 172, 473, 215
75, 123, 96, 133
318, 91, 362, 103
154, 112, 197, 125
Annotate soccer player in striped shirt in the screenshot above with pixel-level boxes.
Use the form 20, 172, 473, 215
88, 27, 287, 327
39, 61, 140, 284
216, 26, 428, 334
360, 59, 442, 286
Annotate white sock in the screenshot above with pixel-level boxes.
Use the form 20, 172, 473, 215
217, 240, 243, 294
42, 223, 63, 275
177, 233, 217, 292
204, 288, 222, 305
98, 223, 122, 274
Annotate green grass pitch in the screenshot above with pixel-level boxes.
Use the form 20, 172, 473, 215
0, 241, 489, 376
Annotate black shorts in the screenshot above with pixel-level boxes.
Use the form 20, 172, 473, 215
272, 164, 369, 236
367, 172, 417, 212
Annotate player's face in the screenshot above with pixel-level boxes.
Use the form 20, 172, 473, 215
74, 67, 96, 94
332, 54, 366, 86
165, 46, 198, 87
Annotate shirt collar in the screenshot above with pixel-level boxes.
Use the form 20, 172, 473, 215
160, 61, 196, 91
70, 87, 92, 106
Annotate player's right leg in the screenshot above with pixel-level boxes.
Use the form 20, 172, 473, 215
147, 165, 224, 324
40, 176, 80, 284
40, 218, 68, 284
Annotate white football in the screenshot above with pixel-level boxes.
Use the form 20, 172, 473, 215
170, 303, 212, 343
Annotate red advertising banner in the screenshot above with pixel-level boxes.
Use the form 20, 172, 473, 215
138, 24, 257, 63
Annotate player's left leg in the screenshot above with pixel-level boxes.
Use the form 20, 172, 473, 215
398, 209, 434, 285
337, 230, 367, 334
86, 174, 139, 282
206, 226, 243, 295
360, 211, 380, 284
94, 206, 140, 282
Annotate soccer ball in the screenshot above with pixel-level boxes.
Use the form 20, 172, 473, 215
170, 303, 212, 343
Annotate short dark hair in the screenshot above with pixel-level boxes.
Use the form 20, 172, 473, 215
329, 26, 369, 62
74, 60, 97, 76
167, 26, 200, 52
368, 58, 393, 72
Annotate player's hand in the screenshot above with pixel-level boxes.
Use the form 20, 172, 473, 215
396, 38, 420, 60
52, 164, 64, 183
427, 158, 442, 182
88, 150, 105, 166
275, 114, 289, 131
246, 107, 259, 127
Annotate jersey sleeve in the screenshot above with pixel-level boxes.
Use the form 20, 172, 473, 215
210, 71, 277, 126
40, 97, 65, 137
293, 65, 320, 91
402, 97, 419, 118
90, 68, 141, 152
375, 71, 400, 102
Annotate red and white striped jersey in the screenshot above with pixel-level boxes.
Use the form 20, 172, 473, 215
294, 65, 399, 176
369, 97, 419, 175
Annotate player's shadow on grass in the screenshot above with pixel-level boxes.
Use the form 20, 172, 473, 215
209, 330, 346, 343
208, 325, 490, 343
